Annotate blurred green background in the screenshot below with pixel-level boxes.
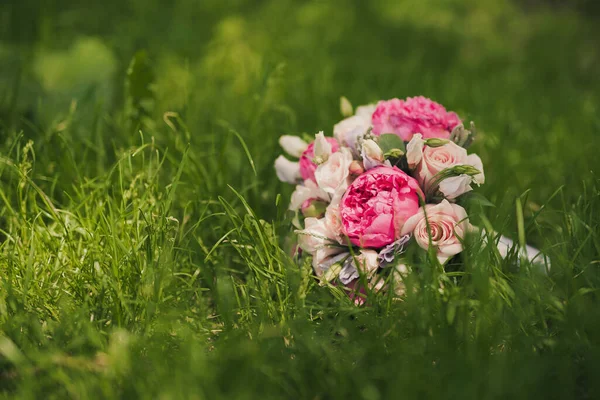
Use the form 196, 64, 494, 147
1, 0, 600, 398
1, 0, 599, 206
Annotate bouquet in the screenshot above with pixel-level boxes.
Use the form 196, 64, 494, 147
274, 96, 529, 301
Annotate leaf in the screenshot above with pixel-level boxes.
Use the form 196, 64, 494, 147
460, 192, 496, 208
377, 134, 405, 155
125, 50, 155, 129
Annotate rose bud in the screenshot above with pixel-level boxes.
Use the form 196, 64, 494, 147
301, 198, 328, 218
349, 160, 365, 176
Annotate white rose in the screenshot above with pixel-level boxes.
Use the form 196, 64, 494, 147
274, 155, 301, 184
315, 148, 353, 195
400, 200, 472, 264
278, 135, 308, 158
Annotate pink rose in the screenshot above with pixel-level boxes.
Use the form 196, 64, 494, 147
340, 166, 422, 248
371, 96, 461, 141
406, 134, 484, 198
400, 200, 472, 263
299, 137, 339, 182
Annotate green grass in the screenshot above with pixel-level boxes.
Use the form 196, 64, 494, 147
0, 0, 600, 398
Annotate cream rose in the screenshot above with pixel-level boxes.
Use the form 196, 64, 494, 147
400, 200, 472, 263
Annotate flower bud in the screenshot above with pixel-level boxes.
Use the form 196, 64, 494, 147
313, 131, 332, 162
361, 139, 385, 170
301, 198, 328, 218
349, 160, 365, 176
424, 138, 450, 148
340, 96, 354, 117
385, 148, 405, 158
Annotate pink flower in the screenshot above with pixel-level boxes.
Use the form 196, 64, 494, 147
406, 134, 484, 198
400, 200, 472, 263
299, 137, 339, 182
371, 96, 461, 141
340, 166, 422, 248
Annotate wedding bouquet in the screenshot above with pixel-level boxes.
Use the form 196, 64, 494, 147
274, 96, 511, 300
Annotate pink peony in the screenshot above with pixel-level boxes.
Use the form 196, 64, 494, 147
340, 166, 422, 248
371, 96, 461, 141
299, 137, 339, 182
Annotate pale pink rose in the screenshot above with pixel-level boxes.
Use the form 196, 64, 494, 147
299, 137, 339, 182
315, 148, 353, 195
371, 96, 461, 141
400, 200, 472, 263
340, 166, 423, 248
406, 136, 485, 198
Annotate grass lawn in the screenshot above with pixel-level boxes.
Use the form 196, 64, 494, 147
1, 0, 600, 398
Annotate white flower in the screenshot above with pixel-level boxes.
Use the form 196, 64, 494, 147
355, 249, 379, 278
313, 131, 332, 163
438, 175, 473, 200
296, 217, 337, 254
274, 155, 301, 184
289, 180, 329, 211
400, 200, 472, 264
279, 135, 308, 158
406, 134, 425, 169
466, 153, 485, 185
315, 148, 353, 195
324, 184, 347, 244
361, 139, 385, 170
297, 217, 345, 278
355, 104, 377, 118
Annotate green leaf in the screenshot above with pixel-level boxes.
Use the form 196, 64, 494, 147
460, 192, 496, 208
378, 133, 406, 155
125, 50, 155, 130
